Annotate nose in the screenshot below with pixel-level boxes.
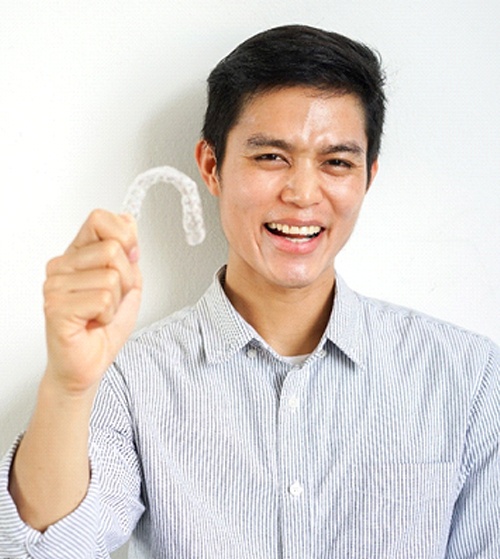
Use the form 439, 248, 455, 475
280, 162, 323, 207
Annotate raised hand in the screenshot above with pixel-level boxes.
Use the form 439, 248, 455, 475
43, 209, 142, 395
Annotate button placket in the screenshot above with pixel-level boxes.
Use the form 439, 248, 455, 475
277, 364, 311, 556
287, 395, 300, 411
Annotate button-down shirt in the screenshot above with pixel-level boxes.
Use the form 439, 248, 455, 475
1, 270, 499, 558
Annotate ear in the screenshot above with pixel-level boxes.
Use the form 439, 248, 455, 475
195, 140, 221, 197
366, 159, 379, 192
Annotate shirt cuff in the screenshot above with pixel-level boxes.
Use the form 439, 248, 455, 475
0, 435, 102, 559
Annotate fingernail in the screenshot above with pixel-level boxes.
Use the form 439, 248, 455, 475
128, 246, 140, 263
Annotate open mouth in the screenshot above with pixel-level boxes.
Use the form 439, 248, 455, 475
265, 222, 323, 243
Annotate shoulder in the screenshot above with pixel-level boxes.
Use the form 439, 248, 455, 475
132, 304, 200, 344
114, 301, 205, 377
355, 290, 497, 372
359, 290, 491, 341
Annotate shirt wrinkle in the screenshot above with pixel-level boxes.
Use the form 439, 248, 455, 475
1, 269, 499, 559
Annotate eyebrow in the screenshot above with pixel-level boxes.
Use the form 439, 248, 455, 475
245, 134, 365, 157
245, 135, 292, 151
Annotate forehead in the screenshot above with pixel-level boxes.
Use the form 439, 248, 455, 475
229, 86, 368, 149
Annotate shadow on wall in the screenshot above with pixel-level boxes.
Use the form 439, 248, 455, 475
0, 86, 227, 559
0, 86, 227, 458
134, 84, 228, 327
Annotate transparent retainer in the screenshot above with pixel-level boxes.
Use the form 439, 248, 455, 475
121, 166, 205, 246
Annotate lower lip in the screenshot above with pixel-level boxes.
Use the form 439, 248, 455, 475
264, 227, 323, 255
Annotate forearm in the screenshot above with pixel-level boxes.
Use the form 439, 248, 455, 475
8, 373, 98, 532
4, 210, 140, 540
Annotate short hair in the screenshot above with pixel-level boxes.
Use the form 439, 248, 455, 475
202, 25, 386, 176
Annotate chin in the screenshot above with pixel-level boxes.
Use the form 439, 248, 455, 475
268, 267, 332, 291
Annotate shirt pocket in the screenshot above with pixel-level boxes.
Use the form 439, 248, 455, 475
336, 462, 458, 559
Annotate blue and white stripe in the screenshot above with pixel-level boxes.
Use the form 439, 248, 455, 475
1, 269, 499, 558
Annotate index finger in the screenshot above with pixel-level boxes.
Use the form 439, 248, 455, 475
68, 210, 138, 259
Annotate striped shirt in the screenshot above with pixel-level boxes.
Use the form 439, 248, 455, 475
1, 269, 499, 558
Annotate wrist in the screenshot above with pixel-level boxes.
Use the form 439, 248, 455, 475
39, 369, 99, 408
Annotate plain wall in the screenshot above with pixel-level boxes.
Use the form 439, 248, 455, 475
1, 1, 498, 557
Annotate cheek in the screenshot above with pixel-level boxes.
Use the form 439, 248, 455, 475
218, 192, 257, 241
329, 188, 365, 221
344, 199, 364, 220
220, 178, 271, 217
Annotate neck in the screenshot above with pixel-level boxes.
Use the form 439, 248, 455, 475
223, 266, 334, 357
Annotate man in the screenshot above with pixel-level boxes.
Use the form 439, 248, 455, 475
1, 25, 499, 558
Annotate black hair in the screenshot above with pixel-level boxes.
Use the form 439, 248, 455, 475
202, 25, 386, 178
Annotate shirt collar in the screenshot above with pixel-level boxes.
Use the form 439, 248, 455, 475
197, 267, 258, 364
198, 267, 365, 368
323, 274, 365, 369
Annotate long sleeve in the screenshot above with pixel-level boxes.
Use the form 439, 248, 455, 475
0, 437, 106, 558
0, 364, 145, 558
445, 341, 500, 557
2, 273, 500, 558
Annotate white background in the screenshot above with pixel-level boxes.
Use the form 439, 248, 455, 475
1, 1, 498, 556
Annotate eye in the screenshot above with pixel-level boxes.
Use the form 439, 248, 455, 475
325, 158, 352, 169
255, 153, 284, 162
253, 153, 289, 168
322, 158, 356, 176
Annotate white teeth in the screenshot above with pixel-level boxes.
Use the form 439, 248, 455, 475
288, 236, 311, 243
267, 222, 321, 236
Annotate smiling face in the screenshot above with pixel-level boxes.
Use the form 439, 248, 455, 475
196, 86, 378, 299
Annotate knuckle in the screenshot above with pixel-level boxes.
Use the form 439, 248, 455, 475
102, 239, 122, 261
103, 267, 121, 288
46, 256, 63, 276
97, 289, 114, 309
87, 208, 108, 226
43, 276, 56, 295
43, 293, 59, 318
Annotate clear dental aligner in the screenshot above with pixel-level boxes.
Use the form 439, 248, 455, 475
121, 166, 205, 246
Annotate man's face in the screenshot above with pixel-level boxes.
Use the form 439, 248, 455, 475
197, 86, 377, 294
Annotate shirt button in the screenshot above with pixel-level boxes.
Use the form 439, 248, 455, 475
317, 349, 327, 358
246, 348, 257, 359
289, 481, 304, 497
288, 396, 300, 410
